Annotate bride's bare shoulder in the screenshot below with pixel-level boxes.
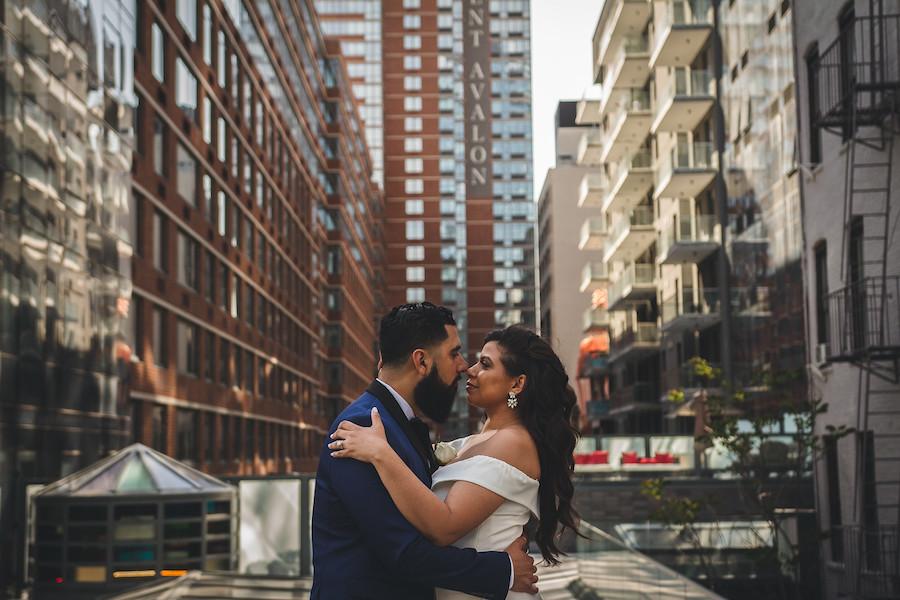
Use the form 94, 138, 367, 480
477, 427, 540, 479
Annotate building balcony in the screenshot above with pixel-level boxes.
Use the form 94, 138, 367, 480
610, 381, 660, 415
654, 141, 717, 199
731, 286, 773, 318
651, 68, 714, 133
604, 206, 655, 264
607, 262, 656, 312
583, 306, 611, 332
659, 288, 722, 334
661, 361, 723, 400
604, 148, 654, 213
579, 217, 608, 251
580, 351, 611, 378
650, 0, 714, 68
577, 173, 610, 208
610, 322, 661, 364
600, 89, 653, 164
657, 213, 719, 264
575, 88, 604, 124
593, 0, 653, 77
576, 128, 605, 165
824, 276, 900, 363
603, 34, 651, 91
580, 261, 609, 293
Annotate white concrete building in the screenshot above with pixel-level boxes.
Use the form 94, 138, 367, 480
794, 1, 900, 598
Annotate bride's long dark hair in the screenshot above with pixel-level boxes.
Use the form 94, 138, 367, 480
483, 325, 580, 565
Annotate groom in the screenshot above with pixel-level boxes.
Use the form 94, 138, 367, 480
311, 302, 539, 599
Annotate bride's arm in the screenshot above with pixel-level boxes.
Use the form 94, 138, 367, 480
330, 407, 505, 546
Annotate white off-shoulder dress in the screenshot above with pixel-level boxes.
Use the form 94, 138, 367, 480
432, 437, 542, 600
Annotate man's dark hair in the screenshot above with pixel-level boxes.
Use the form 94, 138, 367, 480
379, 302, 456, 368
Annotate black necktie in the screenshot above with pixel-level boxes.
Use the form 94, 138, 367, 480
408, 417, 432, 450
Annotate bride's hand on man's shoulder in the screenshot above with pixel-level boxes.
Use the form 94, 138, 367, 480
328, 407, 390, 464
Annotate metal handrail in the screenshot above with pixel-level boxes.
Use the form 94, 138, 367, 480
824, 276, 900, 359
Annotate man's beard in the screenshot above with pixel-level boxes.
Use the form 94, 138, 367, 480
413, 366, 459, 424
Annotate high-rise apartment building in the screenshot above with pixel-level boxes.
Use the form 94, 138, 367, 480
130, 0, 383, 475
0, 0, 383, 587
795, 1, 899, 598
319, 0, 535, 435
538, 100, 611, 433
572, 0, 805, 435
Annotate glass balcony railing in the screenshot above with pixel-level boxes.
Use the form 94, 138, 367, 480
604, 206, 654, 259
656, 141, 717, 190
660, 288, 721, 325
608, 262, 656, 309
578, 172, 609, 206
658, 213, 717, 257
581, 261, 609, 291
608, 88, 651, 125
577, 128, 606, 164
610, 321, 661, 357
580, 217, 608, 250
655, 69, 713, 119
664, 0, 713, 29
610, 147, 652, 192
584, 306, 611, 330
608, 34, 650, 86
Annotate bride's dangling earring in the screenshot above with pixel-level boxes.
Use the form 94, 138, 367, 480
507, 391, 518, 409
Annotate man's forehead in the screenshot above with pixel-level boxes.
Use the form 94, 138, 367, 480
442, 325, 462, 350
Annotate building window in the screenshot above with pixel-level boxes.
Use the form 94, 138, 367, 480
405, 158, 423, 173
152, 405, 167, 452
406, 245, 425, 261
177, 229, 198, 290
153, 115, 166, 176
176, 410, 197, 461
814, 241, 829, 348
176, 143, 197, 205
824, 435, 843, 561
838, 4, 856, 139
175, 58, 199, 122
406, 220, 424, 240
405, 179, 424, 194
403, 0, 420, 7
405, 137, 423, 152
403, 14, 421, 29
202, 3, 212, 64
406, 288, 425, 303
153, 211, 167, 272
177, 319, 199, 375
151, 23, 164, 81
153, 306, 167, 367
405, 199, 424, 214
406, 267, 425, 282
404, 96, 422, 111
404, 76, 422, 91
177, 0, 197, 40
403, 35, 422, 50
404, 117, 422, 132
404, 56, 422, 70
806, 44, 822, 163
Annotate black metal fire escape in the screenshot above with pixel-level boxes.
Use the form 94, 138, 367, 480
813, 1, 900, 598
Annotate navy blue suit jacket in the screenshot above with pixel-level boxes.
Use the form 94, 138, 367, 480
311, 381, 511, 599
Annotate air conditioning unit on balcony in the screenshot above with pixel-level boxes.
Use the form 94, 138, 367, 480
815, 343, 829, 364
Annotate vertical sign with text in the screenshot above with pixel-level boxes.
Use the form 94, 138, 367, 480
464, 0, 491, 197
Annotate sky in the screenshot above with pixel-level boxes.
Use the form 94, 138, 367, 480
529, 0, 604, 200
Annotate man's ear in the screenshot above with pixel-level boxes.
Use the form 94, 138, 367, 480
412, 349, 428, 375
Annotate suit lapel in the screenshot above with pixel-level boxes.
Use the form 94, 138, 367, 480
366, 381, 435, 473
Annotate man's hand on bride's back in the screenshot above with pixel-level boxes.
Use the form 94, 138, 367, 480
329, 407, 391, 464
505, 534, 539, 594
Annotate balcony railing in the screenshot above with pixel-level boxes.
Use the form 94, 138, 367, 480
610, 322, 660, 359
655, 141, 717, 198
607, 34, 650, 88
578, 173, 609, 207
581, 261, 609, 292
579, 217, 608, 251
608, 262, 656, 310
604, 206, 655, 260
731, 286, 772, 316
811, 14, 900, 130
824, 276, 900, 361
577, 128, 606, 165
608, 147, 653, 200
652, 0, 714, 66
835, 524, 899, 600
655, 69, 713, 117
660, 288, 721, 331
658, 213, 718, 260
662, 361, 722, 393
584, 306, 611, 331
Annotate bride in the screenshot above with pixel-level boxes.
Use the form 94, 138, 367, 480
330, 325, 580, 599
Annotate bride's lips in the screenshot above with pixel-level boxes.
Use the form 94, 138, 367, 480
465, 381, 476, 390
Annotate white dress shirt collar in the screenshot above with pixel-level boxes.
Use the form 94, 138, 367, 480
376, 378, 414, 421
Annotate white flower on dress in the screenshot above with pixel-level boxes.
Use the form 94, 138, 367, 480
433, 441, 457, 465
